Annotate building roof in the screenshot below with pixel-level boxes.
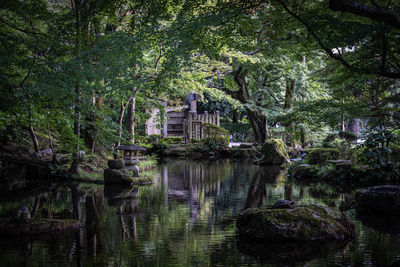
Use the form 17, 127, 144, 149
115, 144, 146, 151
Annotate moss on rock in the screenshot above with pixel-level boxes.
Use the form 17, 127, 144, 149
104, 168, 154, 185
256, 139, 290, 165
236, 205, 354, 241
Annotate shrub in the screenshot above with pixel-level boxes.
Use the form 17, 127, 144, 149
146, 134, 163, 144
220, 122, 251, 142
338, 131, 358, 142
306, 148, 340, 164
200, 136, 229, 152
202, 123, 229, 138
150, 139, 169, 156
163, 137, 183, 144
322, 133, 338, 147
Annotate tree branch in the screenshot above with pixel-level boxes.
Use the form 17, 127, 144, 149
329, 0, 400, 29
276, 0, 400, 79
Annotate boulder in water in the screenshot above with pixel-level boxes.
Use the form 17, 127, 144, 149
236, 205, 354, 241
355, 185, 400, 215
0, 218, 80, 235
255, 139, 290, 165
104, 168, 133, 184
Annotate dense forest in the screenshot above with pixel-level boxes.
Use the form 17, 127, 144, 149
1, 0, 399, 171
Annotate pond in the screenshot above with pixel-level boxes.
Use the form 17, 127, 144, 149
0, 159, 399, 266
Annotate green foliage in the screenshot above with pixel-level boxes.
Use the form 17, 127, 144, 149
199, 136, 229, 153
163, 137, 183, 144
306, 148, 340, 164
220, 122, 251, 142
356, 129, 400, 180
338, 131, 358, 142
190, 135, 229, 155
202, 123, 229, 138
138, 135, 169, 157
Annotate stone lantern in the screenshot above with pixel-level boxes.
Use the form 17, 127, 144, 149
115, 144, 146, 176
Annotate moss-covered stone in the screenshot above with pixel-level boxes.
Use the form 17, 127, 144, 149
236, 205, 354, 241
256, 138, 290, 165
104, 168, 154, 185
0, 218, 80, 235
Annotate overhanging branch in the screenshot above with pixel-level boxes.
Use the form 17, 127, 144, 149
276, 0, 400, 79
329, 0, 400, 29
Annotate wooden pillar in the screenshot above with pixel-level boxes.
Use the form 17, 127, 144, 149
162, 101, 168, 138
216, 111, 220, 126
183, 119, 187, 144
188, 112, 193, 142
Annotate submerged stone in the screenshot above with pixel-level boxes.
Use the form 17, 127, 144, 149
271, 199, 295, 209
0, 218, 80, 236
236, 205, 354, 241
237, 239, 348, 264
355, 185, 400, 215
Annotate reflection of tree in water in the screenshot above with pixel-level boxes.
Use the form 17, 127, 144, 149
105, 185, 141, 242
166, 160, 232, 221
244, 166, 287, 209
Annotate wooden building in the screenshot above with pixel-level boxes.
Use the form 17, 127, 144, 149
146, 93, 220, 143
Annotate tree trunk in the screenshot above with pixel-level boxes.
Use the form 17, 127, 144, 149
284, 80, 295, 109
48, 126, 56, 162
231, 66, 268, 144
126, 96, 136, 142
245, 107, 267, 144
28, 126, 40, 153
232, 108, 239, 123
348, 118, 360, 140
284, 80, 296, 146
116, 97, 132, 147
69, 0, 82, 174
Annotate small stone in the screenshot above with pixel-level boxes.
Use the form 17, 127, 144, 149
270, 199, 295, 209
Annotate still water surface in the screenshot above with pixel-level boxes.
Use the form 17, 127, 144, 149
0, 159, 399, 266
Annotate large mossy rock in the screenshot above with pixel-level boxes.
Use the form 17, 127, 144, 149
355, 185, 400, 215
104, 168, 154, 185
104, 168, 134, 185
236, 205, 354, 241
0, 218, 80, 235
256, 139, 290, 165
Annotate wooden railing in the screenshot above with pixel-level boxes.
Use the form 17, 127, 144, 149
187, 111, 220, 141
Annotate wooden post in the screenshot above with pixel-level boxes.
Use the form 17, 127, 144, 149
216, 111, 220, 126
188, 112, 193, 142
183, 119, 187, 144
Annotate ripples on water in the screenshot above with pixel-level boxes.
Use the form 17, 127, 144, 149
0, 159, 399, 266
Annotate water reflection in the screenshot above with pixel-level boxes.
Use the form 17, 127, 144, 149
0, 159, 398, 266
